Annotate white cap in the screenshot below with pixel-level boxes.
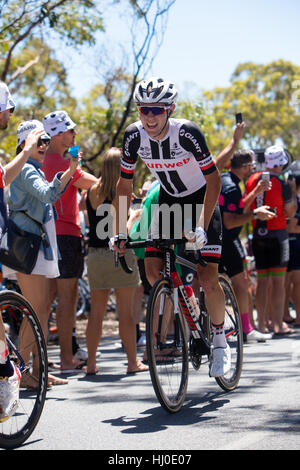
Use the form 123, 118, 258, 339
0, 81, 16, 113
264, 145, 289, 169
17, 120, 46, 145
43, 110, 76, 137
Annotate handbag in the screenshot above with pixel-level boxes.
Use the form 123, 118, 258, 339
0, 213, 48, 275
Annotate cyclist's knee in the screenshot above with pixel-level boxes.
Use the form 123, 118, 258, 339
197, 263, 220, 295
145, 258, 163, 286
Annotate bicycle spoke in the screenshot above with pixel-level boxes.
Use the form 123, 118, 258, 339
146, 280, 189, 413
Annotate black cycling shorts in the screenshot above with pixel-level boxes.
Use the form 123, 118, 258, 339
219, 237, 246, 278
252, 229, 289, 274
145, 186, 222, 264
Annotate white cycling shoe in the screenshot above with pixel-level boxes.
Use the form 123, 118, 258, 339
0, 364, 21, 423
209, 344, 231, 378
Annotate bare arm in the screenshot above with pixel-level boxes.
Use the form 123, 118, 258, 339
215, 123, 246, 171
4, 129, 44, 186
223, 205, 275, 230
199, 168, 221, 231
113, 177, 133, 235
243, 179, 271, 211
73, 170, 97, 190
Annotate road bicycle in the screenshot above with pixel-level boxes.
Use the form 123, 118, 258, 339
0, 290, 48, 449
117, 238, 243, 413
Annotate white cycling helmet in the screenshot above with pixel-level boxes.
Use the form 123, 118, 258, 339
134, 77, 178, 105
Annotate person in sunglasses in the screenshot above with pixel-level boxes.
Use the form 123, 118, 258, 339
2, 119, 80, 389
111, 77, 230, 378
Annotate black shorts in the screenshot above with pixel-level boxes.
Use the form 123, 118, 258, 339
288, 236, 300, 272
145, 186, 222, 264
57, 235, 84, 279
219, 237, 246, 278
252, 229, 289, 274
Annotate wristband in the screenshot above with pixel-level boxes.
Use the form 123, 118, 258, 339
253, 211, 258, 220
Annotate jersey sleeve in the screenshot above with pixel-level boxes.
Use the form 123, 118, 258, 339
121, 123, 140, 179
178, 121, 216, 175
220, 186, 243, 213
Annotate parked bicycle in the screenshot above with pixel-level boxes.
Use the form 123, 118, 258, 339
0, 290, 47, 449
117, 238, 243, 413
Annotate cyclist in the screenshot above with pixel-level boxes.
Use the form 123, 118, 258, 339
0, 81, 43, 422
111, 77, 230, 377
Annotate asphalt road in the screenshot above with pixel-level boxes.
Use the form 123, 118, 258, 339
4, 328, 300, 452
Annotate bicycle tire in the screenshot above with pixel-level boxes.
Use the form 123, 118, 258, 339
0, 291, 48, 449
211, 275, 243, 391
146, 279, 189, 413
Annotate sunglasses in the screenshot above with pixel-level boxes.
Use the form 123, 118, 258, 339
37, 135, 51, 147
138, 106, 169, 116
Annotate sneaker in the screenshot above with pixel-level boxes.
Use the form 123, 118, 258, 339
0, 365, 21, 423
137, 334, 146, 347
209, 344, 231, 378
246, 329, 272, 343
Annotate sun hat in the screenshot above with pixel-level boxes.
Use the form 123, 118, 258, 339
42, 110, 76, 137
264, 145, 289, 169
17, 120, 48, 145
0, 81, 16, 112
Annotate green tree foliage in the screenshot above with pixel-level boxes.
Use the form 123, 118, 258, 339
202, 60, 300, 158
0, 0, 104, 82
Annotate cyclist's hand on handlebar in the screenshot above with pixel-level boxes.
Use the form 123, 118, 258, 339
194, 226, 208, 249
187, 226, 208, 250
109, 233, 128, 255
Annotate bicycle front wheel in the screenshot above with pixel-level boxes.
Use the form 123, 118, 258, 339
146, 279, 189, 413
213, 275, 243, 391
0, 291, 48, 450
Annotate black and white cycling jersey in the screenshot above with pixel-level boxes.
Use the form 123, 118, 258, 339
121, 118, 216, 197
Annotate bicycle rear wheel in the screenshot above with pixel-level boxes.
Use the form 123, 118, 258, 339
211, 275, 243, 391
146, 279, 189, 413
0, 291, 48, 449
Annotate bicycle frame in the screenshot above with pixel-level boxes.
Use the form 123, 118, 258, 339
122, 239, 210, 348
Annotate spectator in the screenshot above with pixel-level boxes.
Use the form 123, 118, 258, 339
42, 110, 97, 373
0, 82, 42, 422
284, 171, 300, 327
3, 119, 80, 388
128, 177, 155, 346
218, 149, 274, 342
85, 147, 148, 375
245, 145, 297, 335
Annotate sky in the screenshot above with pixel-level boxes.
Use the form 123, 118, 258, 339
67, 0, 300, 100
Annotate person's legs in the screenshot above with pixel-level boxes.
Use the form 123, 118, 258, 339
17, 273, 68, 386
115, 287, 148, 373
269, 272, 291, 334
290, 270, 300, 325
85, 288, 110, 374
55, 277, 81, 370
